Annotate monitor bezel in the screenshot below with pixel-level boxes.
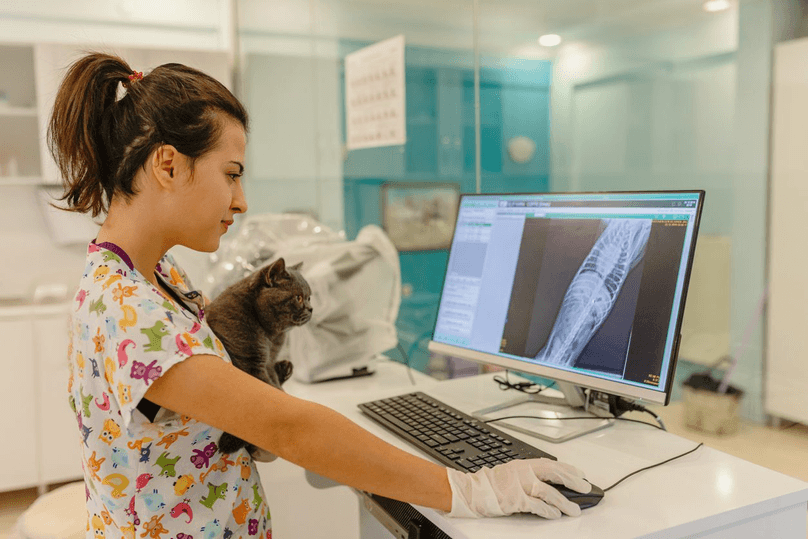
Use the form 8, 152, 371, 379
427, 189, 706, 406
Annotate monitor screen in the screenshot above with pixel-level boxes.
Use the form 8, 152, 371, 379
429, 190, 705, 405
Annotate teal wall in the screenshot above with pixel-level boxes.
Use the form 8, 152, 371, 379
340, 42, 553, 371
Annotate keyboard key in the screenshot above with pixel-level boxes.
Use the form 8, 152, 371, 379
379, 413, 411, 433
430, 434, 450, 445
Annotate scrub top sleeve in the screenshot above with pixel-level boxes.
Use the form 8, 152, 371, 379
107, 287, 225, 432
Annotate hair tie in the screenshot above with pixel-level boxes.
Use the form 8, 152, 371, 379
128, 70, 143, 83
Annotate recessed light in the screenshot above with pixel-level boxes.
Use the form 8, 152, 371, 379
703, 0, 731, 12
538, 34, 562, 47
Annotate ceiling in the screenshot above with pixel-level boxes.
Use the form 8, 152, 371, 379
239, 0, 736, 58
314, 0, 733, 52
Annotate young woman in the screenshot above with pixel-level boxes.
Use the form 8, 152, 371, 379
52, 52, 591, 538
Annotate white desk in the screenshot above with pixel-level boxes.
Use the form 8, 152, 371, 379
259, 360, 808, 538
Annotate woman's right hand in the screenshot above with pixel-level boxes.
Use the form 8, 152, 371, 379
445, 458, 591, 519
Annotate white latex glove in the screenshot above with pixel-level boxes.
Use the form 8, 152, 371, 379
445, 458, 591, 519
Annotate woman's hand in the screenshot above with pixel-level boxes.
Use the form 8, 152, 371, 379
446, 458, 591, 518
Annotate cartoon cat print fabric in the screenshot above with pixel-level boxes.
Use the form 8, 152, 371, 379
69, 242, 272, 539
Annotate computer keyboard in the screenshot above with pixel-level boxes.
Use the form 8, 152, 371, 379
358, 391, 555, 472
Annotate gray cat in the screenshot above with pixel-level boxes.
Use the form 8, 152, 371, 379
205, 257, 313, 455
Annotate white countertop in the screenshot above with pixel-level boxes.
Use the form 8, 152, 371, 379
286, 362, 808, 539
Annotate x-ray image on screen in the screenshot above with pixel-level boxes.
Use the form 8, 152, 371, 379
501, 217, 660, 377
533, 218, 651, 368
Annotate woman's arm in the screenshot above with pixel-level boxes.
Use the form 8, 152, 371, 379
145, 354, 452, 511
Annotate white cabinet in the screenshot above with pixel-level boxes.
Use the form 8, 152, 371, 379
34, 304, 81, 484
0, 302, 80, 493
0, 307, 38, 491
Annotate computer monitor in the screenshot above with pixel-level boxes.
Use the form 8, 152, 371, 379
428, 190, 705, 442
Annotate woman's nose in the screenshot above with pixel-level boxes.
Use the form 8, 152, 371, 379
232, 182, 248, 214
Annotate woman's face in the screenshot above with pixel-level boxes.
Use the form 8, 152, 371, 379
173, 118, 248, 253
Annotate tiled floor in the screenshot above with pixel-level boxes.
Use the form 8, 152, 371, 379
2, 403, 806, 538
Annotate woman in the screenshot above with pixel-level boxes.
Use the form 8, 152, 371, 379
52, 52, 591, 538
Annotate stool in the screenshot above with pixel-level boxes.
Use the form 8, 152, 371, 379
16, 482, 85, 539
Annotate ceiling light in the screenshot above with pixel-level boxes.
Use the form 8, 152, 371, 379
703, 0, 731, 12
538, 34, 562, 47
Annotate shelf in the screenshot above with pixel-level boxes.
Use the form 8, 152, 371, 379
0, 176, 49, 186
0, 106, 37, 118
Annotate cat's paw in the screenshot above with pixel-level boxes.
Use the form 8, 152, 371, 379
248, 445, 278, 462
274, 360, 294, 385
219, 432, 247, 454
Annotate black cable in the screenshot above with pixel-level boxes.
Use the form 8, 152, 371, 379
481, 413, 703, 492
608, 394, 666, 431
395, 342, 416, 385
489, 376, 666, 431
639, 408, 666, 431
493, 370, 555, 394
601, 442, 703, 492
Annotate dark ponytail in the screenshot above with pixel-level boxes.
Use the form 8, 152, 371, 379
47, 52, 249, 217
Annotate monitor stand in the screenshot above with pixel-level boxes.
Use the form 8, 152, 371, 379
472, 381, 615, 443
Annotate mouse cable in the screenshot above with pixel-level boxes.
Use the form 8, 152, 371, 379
481, 414, 704, 492
600, 442, 704, 492
493, 370, 555, 395
395, 342, 417, 386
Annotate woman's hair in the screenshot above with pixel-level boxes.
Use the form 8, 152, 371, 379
48, 52, 249, 217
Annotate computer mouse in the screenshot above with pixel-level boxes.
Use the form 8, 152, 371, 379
547, 481, 605, 509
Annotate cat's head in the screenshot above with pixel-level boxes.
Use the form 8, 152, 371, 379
253, 257, 313, 327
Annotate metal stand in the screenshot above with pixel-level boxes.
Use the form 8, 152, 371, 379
473, 381, 614, 443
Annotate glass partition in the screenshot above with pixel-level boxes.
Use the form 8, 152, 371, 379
236, 0, 771, 420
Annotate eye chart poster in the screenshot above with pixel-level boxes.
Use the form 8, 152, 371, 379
345, 34, 406, 150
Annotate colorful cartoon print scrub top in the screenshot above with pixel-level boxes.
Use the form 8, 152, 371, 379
68, 242, 271, 539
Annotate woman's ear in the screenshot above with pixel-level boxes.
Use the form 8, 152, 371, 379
150, 144, 180, 188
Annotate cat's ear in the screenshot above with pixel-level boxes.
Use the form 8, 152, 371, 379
290, 262, 303, 271
265, 257, 286, 286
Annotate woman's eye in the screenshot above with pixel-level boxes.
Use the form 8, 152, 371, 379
228, 173, 242, 182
